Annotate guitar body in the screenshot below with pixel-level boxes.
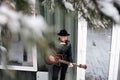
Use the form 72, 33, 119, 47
44, 54, 58, 65
44, 54, 87, 69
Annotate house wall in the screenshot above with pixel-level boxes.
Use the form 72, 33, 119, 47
38, 0, 78, 80
0, 0, 78, 80
0, 70, 36, 80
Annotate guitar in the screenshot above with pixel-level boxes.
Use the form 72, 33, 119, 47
44, 54, 87, 69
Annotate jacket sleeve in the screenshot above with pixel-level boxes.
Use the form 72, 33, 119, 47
67, 44, 73, 62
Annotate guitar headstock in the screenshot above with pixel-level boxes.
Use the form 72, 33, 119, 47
79, 64, 87, 69
72, 63, 87, 69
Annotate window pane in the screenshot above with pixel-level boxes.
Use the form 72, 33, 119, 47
0, 32, 33, 67
8, 34, 33, 66
86, 27, 112, 80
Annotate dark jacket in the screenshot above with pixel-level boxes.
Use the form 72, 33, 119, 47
57, 40, 73, 62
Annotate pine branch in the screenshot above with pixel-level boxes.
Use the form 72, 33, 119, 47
15, 0, 33, 14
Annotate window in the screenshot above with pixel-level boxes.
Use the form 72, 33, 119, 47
0, 29, 37, 71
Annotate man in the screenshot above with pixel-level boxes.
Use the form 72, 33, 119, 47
52, 29, 73, 80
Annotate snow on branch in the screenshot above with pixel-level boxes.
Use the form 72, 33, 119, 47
96, 0, 120, 24
0, 1, 48, 53
62, 0, 74, 11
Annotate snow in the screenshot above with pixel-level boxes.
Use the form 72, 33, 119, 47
0, 3, 47, 39
97, 0, 120, 23
62, 0, 74, 11
96, 0, 120, 24
21, 15, 47, 38
0, 2, 48, 67
0, 3, 48, 67
0, 5, 20, 33
29, 0, 35, 5
0, 14, 8, 25
86, 28, 111, 80
0, 5, 19, 20
0, 45, 7, 65
8, 20, 20, 33
0, 46, 7, 53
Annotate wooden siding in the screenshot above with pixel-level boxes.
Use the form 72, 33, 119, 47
38, 0, 78, 80
0, 70, 36, 80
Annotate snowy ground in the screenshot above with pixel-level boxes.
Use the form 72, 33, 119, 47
86, 28, 112, 80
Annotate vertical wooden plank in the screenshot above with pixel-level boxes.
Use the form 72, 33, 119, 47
54, 6, 64, 31
65, 13, 72, 40
46, 8, 53, 26
72, 15, 78, 80
38, 0, 45, 16
64, 12, 76, 80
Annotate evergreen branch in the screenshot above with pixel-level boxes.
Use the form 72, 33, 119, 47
15, 0, 33, 14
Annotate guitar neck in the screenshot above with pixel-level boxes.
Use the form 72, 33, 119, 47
58, 59, 87, 69
58, 59, 78, 66
44, 54, 87, 69
59, 59, 70, 65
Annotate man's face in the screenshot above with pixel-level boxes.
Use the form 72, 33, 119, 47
59, 36, 68, 42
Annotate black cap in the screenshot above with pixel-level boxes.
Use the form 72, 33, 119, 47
57, 29, 70, 36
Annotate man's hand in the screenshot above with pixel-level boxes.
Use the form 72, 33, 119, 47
68, 63, 73, 67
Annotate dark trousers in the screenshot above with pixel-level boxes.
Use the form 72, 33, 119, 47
52, 64, 68, 80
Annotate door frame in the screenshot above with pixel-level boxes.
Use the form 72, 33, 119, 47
108, 24, 120, 80
76, 18, 120, 80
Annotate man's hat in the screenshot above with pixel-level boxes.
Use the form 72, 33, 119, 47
57, 29, 70, 36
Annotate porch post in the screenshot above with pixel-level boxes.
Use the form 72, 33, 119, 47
108, 24, 120, 80
76, 17, 87, 80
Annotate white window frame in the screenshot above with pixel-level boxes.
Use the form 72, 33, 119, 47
0, 45, 37, 72
76, 17, 120, 80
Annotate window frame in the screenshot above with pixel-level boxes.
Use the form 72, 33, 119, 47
0, 45, 37, 72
